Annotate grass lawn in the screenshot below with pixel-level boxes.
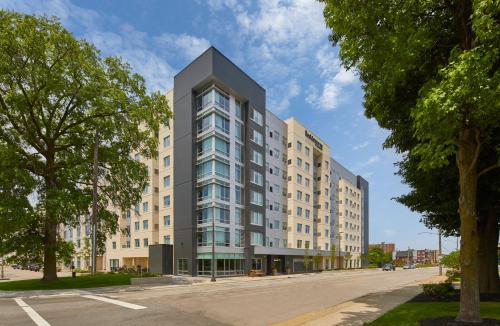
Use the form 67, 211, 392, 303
365, 301, 500, 326
0, 273, 133, 291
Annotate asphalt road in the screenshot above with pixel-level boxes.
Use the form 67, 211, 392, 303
2, 267, 440, 326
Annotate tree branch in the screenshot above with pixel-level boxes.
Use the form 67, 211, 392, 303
478, 164, 500, 178
466, 128, 481, 176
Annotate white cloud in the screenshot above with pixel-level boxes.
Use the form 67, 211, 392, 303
334, 68, 357, 85
1, 0, 214, 92
155, 33, 210, 61
353, 141, 370, 151
306, 82, 341, 111
356, 155, 381, 170
268, 79, 301, 114
305, 45, 359, 111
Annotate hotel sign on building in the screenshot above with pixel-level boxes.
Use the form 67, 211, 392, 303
305, 130, 323, 150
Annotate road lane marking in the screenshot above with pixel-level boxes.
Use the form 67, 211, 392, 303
14, 298, 51, 326
81, 294, 146, 310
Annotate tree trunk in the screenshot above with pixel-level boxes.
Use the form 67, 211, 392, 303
478, 207, 500, 293
42, 221, 58, 282
456, 128, 481, 323
42, 158, 59, 282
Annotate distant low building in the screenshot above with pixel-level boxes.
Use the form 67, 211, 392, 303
369, 242, 395, 254
416, 249, 438, 264
395, 249, 416, 264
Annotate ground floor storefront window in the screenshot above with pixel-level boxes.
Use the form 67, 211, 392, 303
197, 252, 245, 276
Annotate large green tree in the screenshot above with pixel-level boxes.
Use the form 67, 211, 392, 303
322, 0, 499, 322
0, 11, 170, 282
397, 133, 500, 293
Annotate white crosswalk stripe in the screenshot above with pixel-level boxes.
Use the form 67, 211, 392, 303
14, 298, 51, 326
81, 294, 147, 310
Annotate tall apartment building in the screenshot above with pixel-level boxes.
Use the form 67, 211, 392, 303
64, 47, 369, 276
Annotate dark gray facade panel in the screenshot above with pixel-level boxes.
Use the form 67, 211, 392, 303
357, 176, 369, 267
148, 244, 173, 275
211, 50, 265, 110
174, 47, 267, 276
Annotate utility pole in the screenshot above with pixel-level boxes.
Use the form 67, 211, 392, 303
91, 131, 99, 275
438, 230, 442, 276
407, 246, 410, 264
338, 231, 343, 270
211, 210, 216, 282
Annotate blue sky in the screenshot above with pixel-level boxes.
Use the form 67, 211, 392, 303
1, 0, 459, 253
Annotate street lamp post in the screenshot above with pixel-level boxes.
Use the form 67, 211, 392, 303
337, 231, 343, 270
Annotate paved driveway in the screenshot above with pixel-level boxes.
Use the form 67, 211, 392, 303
1, 267, 440, 326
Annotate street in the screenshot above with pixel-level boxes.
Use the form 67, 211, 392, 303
1, 267, 441, 326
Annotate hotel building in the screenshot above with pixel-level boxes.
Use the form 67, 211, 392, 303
64, 47, 369, 276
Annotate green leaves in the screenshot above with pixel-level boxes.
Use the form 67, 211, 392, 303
0, 10, 171, 271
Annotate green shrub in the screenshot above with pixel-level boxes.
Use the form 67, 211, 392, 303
422, 282, 455, 299
446, 269, 460, 282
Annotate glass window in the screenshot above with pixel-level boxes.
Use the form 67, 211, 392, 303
235, 143, 243, 162
214, 90, 230, 111
214, 160, 230, 179
143, 202, 149, 212
297, 158, 302, 167
135, 239, 140, 247
214, 184, 230, 201
297, 207, 302, 216
235, 164, 243, 183
305, 162, 310, 172
143, 220, 149, 230
305, 146, 310, 156
235, 228, 245, 247
163, 156, 170, 167
215, 114, 230, 134
251, 129, 263, 146
250, 232, 263, 246
250, 211, 263, 225
215, 207, 230, 223
250, 191, 263, 206
215, 137, 230, 156
196, 89, 214, 111
297, 141, 302, 151
198, 184, 213, 201
235, 208, 244, 225
163, 175, 170, 187
251, 170, 263, 186
197, 114, 212, 133
198, 137, 213, 156
251, 150, 263, 166
134, 221, 140, 231
163, 136, 170, 148
250, 108, 263, 126
235, 121, 243, 140
164, 235, 171, 244
305, 225, 310, 234
164, 215, 171, 226
297, 240, 302, 248
235, 186, 242, 204
297, 174, 302, 184
164, 195, 171, 207
197, 160, 213, 178
235, 100, 242, 119
143, 238, 149, 247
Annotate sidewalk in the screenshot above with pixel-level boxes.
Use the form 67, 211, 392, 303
271, 285, 423, 326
